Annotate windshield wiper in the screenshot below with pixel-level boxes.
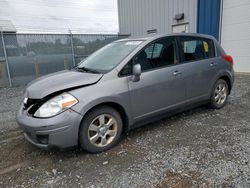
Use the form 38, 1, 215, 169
75, 66, 100, 74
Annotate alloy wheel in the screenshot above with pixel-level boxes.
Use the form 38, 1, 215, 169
87, 114, 118, 147
214, 83, 227, 105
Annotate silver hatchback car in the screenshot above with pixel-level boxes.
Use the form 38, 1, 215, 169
17, 33, 234, 153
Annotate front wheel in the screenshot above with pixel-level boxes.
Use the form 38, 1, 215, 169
209, 79, 229, 109
79, 106, 123, 153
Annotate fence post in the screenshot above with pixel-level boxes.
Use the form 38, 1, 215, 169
1, 32, 12, 87
69, 29, 76, 66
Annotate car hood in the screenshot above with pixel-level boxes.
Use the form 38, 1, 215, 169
26, 70, 103, 99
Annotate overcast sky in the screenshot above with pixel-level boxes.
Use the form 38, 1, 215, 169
0, 0, 118, 34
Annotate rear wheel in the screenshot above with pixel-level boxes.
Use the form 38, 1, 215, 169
209, 79, 229, 109
79, 106, 123, 153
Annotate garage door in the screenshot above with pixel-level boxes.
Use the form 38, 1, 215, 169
221, 0, 250, 73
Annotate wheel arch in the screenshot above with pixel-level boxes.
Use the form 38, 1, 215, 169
213, 69, 233, 95
79, 101, 130, 134
218, 75, 232, 94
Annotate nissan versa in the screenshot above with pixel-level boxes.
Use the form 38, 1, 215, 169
17, 33, 234, 153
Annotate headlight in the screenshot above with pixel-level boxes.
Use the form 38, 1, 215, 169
34, 93, 78, 118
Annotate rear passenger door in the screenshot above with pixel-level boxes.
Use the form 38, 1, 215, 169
177, 36, 217, 101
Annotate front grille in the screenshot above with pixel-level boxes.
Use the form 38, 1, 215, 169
23, 98, 42, 116
23, 98, 37, 109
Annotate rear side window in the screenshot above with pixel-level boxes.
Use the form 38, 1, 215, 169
178, 37, 215, 62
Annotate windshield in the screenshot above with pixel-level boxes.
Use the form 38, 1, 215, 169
77, 40, 143, 73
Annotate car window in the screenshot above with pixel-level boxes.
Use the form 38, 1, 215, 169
134, 38, 177, 72
77, 40, 143, 73
119, 60, 133, 76
145, 43, 164, 59
179, 37, 215, 62
144, 44, 154, 58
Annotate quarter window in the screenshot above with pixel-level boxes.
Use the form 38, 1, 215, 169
179, 37, 215, 62
119, 60, 133, 76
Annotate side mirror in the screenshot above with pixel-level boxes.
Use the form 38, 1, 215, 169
132, 64, 141, 82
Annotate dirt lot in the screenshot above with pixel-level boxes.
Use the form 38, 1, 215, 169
0, 74, 249, 188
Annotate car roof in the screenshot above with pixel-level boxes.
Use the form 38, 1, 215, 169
116, 33, 216, 42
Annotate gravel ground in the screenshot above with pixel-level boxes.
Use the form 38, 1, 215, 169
0, 74, 249, 188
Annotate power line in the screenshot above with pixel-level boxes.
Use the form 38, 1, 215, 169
1, 25, 118, 34
1, 24, 117, 30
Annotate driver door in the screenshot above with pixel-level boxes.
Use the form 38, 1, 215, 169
127, 37, 186, 122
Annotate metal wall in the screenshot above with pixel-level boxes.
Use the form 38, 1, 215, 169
0, 33, 128, 87
118, 0, 198, 36
221, 0, 250, 73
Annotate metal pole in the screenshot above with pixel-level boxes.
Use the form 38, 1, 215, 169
69, 29, 76, 66
1, 32, 12, 87
219, 0, 223, 44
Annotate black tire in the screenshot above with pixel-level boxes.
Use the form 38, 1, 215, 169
79, 106, 123, 153
209, 79, 229, 109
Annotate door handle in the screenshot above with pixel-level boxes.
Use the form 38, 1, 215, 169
173, 70, 182, 76
210, 62, 217, 67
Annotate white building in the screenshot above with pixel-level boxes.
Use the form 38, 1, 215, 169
118, 0, 250, 73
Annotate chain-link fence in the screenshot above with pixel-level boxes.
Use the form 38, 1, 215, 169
0, 33, 129, 87
0, 34, 9, 87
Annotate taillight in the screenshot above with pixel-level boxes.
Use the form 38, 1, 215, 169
223, 55, 233, 65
